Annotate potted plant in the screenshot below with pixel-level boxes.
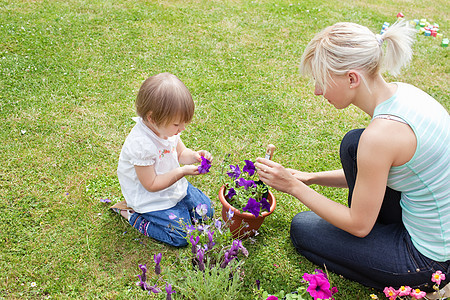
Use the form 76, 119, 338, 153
219, 156, 276, 238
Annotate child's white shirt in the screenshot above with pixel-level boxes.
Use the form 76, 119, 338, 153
117, 117, 188, 213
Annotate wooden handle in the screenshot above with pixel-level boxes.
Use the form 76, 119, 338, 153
265, 144, 276, 160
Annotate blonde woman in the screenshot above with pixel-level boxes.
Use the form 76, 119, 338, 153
255, 21, 449, 294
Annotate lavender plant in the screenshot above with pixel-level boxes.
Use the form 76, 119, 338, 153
136, 204, 248, 299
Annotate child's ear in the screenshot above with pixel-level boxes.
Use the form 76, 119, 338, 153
145, 111, 153, 123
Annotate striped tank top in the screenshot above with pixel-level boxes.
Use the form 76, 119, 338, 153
372, 82, 449, 262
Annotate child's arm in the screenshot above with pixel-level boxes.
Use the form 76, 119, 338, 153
135, 164, 199, 193
177, 139, 212, 165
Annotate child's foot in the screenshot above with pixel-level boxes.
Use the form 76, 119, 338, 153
111, 207, 131, 219
110, 200, 134, 220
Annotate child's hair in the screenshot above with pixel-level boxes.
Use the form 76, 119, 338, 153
299, 20, 416, 93
136, 72, 194, 126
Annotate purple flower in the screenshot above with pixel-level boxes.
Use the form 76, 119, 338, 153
207, 230, 215, 250
165, 283, 176, 300
220, 251, 233, 268
226, 187, 236, 200
260, 197, 271, 212
243, 160, 256, 176
227, 164, 241, 179
185, 224, 196, 234
198, 156, 211, 174
197, 248, 205, 271
138, 264, 147, 282
226, 208, 234, 219
100, 198, 111, 203
154, 253, 162, 275
137, 275, 148, 290
256, 279, 261, 290
189, 235, 200, 254
237, 178, 256, 190
196, 224, 210, 233
214, 219, 222, 233
195, 203, 208, 217
243, 197, 261, 217
147, 284, 161, 294
168, 213, 177, 220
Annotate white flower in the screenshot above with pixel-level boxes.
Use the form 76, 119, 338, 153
30, 282, 36, 287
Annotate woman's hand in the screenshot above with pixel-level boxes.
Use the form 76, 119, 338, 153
286, 168, 314, 185
254, 158, 300, 194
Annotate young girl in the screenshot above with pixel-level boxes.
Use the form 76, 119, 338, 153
255, 21, 449, 295
115, 72, 214, 247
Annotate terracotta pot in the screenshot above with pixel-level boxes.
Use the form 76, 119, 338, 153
218, 185, 276, 239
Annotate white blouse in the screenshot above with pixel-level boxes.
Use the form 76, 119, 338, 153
117, 117, 187, 213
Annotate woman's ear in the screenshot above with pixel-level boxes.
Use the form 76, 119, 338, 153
348, 70, 361, 89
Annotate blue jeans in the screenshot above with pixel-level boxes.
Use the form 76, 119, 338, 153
129, 182, 214, 247
290, 129, 449, 292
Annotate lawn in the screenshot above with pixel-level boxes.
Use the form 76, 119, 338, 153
0, 0, 448, 299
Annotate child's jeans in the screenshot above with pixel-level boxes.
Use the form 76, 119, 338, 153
128, 182, 214, 247
290, 129, 450, 292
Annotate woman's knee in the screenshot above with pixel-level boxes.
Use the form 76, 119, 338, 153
339, 128, 364, 161
290, 211, 320, 249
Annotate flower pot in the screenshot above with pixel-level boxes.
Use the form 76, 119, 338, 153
218, 185, 276, 239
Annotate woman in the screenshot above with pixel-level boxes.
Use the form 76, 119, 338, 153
255, 21, 449, 295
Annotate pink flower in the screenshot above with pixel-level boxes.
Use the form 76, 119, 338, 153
383, 287, 398, 300
410, 288, 426, 299
266, 296, 278, 300
397, 286, 412, 296
303, 272, 332, 300
431, 270, 445, 286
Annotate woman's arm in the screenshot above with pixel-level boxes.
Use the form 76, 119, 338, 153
287, 168, 348, 188
255, 125, 403, 237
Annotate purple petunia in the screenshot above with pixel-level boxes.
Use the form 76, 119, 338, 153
260, 197, 271, 212
243, 160, 256, 176
243, 197, 261, 217
198, 156, 211, 174
100, 198, 111, 203
237, 178, 256, 190
226, 187, 236, 200
227, 164, 241, 179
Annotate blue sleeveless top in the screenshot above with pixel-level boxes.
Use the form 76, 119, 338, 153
372, 83, 449, 262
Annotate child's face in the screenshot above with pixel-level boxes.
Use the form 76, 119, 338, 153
147, 117, 187, 139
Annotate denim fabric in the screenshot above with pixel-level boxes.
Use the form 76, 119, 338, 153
128, 182, 214, 247
290, 129, 449, 292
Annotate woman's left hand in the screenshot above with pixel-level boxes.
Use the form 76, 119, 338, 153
255, 157, 299, 194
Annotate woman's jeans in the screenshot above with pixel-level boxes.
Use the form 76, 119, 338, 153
129, 182, 214, 247
290, 129, 449, 292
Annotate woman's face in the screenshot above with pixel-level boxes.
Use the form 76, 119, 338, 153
314, 74, 353, 109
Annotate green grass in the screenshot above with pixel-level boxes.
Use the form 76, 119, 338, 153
1, 0, 448, 298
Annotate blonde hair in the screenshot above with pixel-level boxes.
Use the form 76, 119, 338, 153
136, 73, 194, 126
300, 20, 416, 93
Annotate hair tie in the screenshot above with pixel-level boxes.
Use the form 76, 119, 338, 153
375, 34, 384, 45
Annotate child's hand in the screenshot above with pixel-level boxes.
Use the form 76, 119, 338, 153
182, 165, 200, 176
196, 150, 213, 162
